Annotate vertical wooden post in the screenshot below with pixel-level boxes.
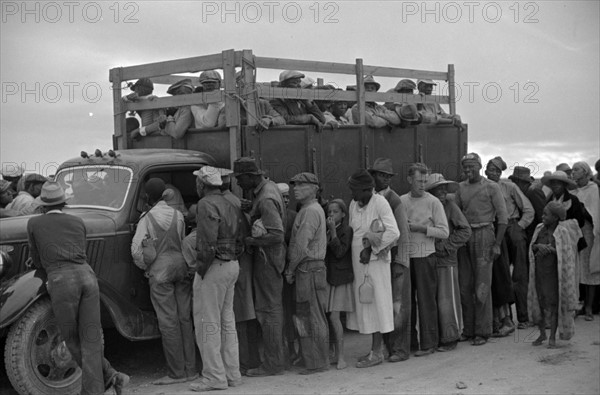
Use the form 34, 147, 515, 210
222, 49, 240, 169
242, 49, 257, 128
448, 64, 456, 116
355, 59, 367, 167
110, 68, 127, 150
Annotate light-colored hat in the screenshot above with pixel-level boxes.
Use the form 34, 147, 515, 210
35, 181, 69, 206
368, 158, 396, 176
290, 172, 319, 185
276, 183, 289, 194
363, 75, 381, 91
397, 104, 419, 122
279, 70, 305, 83
395, 79, 416, 91
541, 170, 577, 188
167, 79, 194, 95
487, 156, 507, 171
461, 152, 482, 166
424, 173, 458, 193
300, 77, 315, 89
417, 79, 437, 86
193, 166, 225, 186
0, 179, 11, 193
199, 70, 222, 84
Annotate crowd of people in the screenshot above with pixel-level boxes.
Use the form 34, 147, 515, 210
20, 151, 600, 393
124, 69, 463, 139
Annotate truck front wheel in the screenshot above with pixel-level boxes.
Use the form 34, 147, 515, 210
4, 298, 81, 395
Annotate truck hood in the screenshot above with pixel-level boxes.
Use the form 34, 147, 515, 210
0, 210, 119, 244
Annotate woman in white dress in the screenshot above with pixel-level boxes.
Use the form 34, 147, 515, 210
345, 170, 400, 368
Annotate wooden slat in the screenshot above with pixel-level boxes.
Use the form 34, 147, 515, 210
448, 64, 456, 115
223, 49, 240, 167
255, 56, 448, 80
150, 75, 198, 86
110, 68, 127, 149
112, 51, 242, 81
125, 91, 225, 111
356, 59, 366, 125
242, 50, 258, 127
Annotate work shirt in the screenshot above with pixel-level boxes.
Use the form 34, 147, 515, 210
497, 180, 534, 229
131, 200, 185, 270
162, 106, 194, 139
191, 102, 225, 129
400, 192, 449, 258
5, 191, 38, 215
378, 187, 411, 267
270, 98, 326, 125
435, 200, 472, 266
250, 178, 286, 239
456, 177, 508, 226
287, 199, 327, 274
196, 189, 241, 267
28, 211, 88, 274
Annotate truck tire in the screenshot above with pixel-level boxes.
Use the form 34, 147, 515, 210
4, 298, 81, 395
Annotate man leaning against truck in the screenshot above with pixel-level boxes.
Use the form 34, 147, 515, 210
234, 157, 287, 377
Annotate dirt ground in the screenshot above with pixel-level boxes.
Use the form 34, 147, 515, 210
1, 314, 598, 394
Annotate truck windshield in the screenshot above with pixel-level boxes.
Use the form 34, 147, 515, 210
54, 165, 133, 210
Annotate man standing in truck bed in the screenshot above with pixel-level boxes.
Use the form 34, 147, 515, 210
234, 157, 287, 377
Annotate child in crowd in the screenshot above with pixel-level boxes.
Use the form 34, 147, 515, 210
325, 199, 354, 370
528, 201, 581, 348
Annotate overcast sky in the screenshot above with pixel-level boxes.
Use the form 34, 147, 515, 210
1, 0, 598, 179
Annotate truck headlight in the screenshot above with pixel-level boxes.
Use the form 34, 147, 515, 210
0, 245, 15, 278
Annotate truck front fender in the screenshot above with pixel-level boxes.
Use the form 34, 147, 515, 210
0, 269, 47, 329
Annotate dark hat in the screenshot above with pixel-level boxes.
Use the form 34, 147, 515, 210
461, 152, 482, 166
363, 75, 381, 91
348, 169, 375, 190
541, 171, 577, 188
233, 157, 264, 176
368, 158, 396, 176
395, 79, 416, 91
167, 79, 194, 95
508, 166, 535, 183
199, 70, 222, 84
397, 104, 419, 121
487, 156, 507, 171
24, 173, 48, 186
556, 163, 572, 173
126, 117, 140, 133
145, 178, 166, 200
131, 78, 154, 91
424, 173, 458, 193
290, 172, 319, 185
346, 85, 357, 91
35, 181, 68, 206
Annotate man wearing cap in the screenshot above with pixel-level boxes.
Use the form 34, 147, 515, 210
486, 157, 535, 331
455, 153, 508, 346
509, 166, 547, 243
285, 172, 329, 374
28, 182, 129, 395
122, 77, 166, 128
131, 178, 196, 385
131, 78, 195, 140
345, 169, 400, 368
1, 162, 23, 196
189, 166, 243, 391
351, 75, 401, 128
425, 173, 471, 352
233, 157, 287, 377
4, 173, 47, 216
367, 158, 412, 362
556, 163, 573, 179
417, 80, 462, 127
0, 179, 14, 209
191, 70, 225, 129
270, 70, 326, 131
400, 163, 449, 357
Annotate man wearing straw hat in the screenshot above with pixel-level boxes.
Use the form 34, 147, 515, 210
27, 181, 129, 395
425, 173, 472, 351
350, 75, 401, 128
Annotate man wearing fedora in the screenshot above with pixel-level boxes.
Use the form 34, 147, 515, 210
351, 75, 401, 128
368, 158, 412, 362
27, 181, 129, 395
130, 78, 195, 140
285, 172, 329, 375
425, 173, 471, 352
270, 70, 325, 131
233, 157, 287, 377
189, 166, 243, 391
384, 79, 422, 128
455, 153, 508, 346
191, 70, 225, 129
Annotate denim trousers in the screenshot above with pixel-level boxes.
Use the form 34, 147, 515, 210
46, 264, 116, 395
149, 277, 196, 379
193, 260, 241, 388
